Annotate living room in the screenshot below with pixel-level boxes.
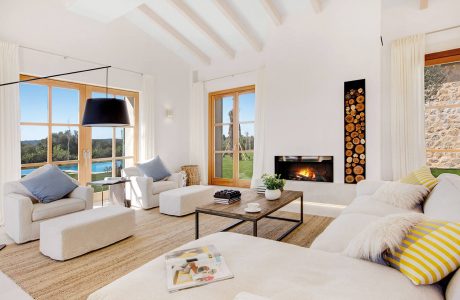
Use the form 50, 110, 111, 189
0, 0, 459, 299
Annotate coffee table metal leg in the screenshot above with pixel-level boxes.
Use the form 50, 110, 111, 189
195, 211, 199, 240
253, 221, 257, 237
300, 195, 304, 223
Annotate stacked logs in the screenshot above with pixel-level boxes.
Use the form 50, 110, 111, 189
344, 84, 366, 184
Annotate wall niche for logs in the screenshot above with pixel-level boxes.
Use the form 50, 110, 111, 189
344, 79, 366, 184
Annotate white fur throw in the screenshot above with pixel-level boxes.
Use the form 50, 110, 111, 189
371, 181, 429, 209
343, 213, 426, 262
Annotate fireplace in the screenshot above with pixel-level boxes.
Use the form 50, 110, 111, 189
274, 156, 333, 182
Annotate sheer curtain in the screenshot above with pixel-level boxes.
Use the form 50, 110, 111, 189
139, 74, 155, 161
0, 41, 21, 225
390, 34, 426, 179
250, 69, 266, 188
189, 82, 207, 184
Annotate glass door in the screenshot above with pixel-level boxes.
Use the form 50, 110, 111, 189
209, 85, 255, 187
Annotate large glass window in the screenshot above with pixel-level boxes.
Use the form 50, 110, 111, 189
425, 49, 460, 176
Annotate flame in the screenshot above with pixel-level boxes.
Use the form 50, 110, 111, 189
297, 168, 316, 179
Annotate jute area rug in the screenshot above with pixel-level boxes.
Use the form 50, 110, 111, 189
0, 208, 333, 300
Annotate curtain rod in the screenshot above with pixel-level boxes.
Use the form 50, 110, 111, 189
19, 45, 144, 76
202, 68, 261, 83
426, 24, 460, 35
0, 66, 112, 87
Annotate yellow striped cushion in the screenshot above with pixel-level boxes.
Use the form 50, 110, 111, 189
400, 166, 439, 191
384, 220, 460, 285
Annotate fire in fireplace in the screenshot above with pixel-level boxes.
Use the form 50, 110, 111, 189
274, 156, 333, 182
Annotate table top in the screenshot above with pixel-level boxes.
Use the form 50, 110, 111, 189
87, 179, 131, 186
196, 190, 303, 221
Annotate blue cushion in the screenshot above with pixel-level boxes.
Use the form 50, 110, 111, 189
137, 156, 171, 181
21, 165, 78, 203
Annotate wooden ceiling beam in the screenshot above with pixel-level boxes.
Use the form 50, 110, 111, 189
170, 0, 235, 59
138, 4, 211, 65
310, 0, 321, 13
260, 0, 283, 26
214, 0, 263, 52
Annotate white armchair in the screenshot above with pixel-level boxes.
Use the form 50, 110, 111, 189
3, 181, 93, 244
122, 167, 186, 209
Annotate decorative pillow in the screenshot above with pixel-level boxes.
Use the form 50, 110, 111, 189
400, 166, 439, 191
137, 156, 171, 181
371, 182, 429, 209
21, 165, 78, 203
344, 213, 426, 262
384, 220, 460, 285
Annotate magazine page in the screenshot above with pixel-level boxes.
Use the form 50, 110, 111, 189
165, 245, 233, 292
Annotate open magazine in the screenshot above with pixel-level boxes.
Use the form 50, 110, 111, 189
165, 245, 233, 292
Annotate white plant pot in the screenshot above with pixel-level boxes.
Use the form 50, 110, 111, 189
265, 189, 281, 200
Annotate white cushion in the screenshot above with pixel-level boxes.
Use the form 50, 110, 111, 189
159, 185, 214, 216
371, 182, 429, 209
88, 232, 442, 300
152, 181, 178, 195
423, 173, 460, 222
342, 196, 422, 217
447, 269, 460, 300
310, 213, 381, 253
32, 198, 86, 222
40, 206, 135, 261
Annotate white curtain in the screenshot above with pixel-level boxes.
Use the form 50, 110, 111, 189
250, 69, 266, 188
139, 74, 155, 161
390, 34, 426, 180
189, 82, 207, 184
0, 41, 21, 225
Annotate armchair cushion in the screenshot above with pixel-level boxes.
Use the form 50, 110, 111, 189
137, 156, 171, 181
32, 198, 86, 222
152, 181, 178, 195
21, 165, 77, 203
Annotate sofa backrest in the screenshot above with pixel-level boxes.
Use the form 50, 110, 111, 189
122, 167, 143, 177
423, 173, 460, 222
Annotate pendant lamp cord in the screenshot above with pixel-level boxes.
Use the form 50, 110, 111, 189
106, 67, 109, 98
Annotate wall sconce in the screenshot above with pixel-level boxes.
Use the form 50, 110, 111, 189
165, 108, 174, 119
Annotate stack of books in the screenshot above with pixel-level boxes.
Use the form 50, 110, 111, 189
214, 190, 241, 204
254, 185, 266, 195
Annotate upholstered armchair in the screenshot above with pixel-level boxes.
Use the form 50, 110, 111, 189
122, 167, 186, 209
3, 181, 93, 244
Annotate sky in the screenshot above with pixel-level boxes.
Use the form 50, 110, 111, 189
220, 93, 255, 136
20, 83, 128, 140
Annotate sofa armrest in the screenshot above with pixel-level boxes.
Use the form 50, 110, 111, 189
356, 180, 388, 197
167, 171, 187, 188
126, 176, 154, 209
68, 186, 93, 209
3, 193, 34, 244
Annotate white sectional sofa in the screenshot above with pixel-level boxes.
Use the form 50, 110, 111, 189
88, 173, 460, 300
122, 167, 186, 209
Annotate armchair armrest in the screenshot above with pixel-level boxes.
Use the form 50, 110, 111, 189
125, 176, 154, 209
68, 186, 93, 209
3, 193, 34, 244
167, 171, 187, 188
356, 180, 388, 197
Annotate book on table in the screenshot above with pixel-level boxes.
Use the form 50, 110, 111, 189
165, 245, 233, 292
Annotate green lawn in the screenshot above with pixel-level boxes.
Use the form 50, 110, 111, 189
221, 153, 253, 180
431, 168, 460, 177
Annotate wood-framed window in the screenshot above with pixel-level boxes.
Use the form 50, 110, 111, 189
19, 75, 139, 187
424, 48, 460, 176
208, 85, 255, 188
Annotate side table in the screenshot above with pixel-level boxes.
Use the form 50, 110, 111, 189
87, 178, 131, 207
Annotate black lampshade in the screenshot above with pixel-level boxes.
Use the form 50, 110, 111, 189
82, 98, 130, 127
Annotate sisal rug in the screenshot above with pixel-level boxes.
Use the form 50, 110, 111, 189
0, 208, 333, 300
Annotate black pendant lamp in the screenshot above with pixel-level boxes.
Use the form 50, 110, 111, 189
82, 67, 130, 127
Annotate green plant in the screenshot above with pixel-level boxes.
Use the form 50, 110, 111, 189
262, 174, 286, 190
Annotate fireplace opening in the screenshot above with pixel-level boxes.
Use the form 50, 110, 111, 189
274, 156, 333, 182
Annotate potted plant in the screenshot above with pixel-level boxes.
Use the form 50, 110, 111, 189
262, 174, 286, 200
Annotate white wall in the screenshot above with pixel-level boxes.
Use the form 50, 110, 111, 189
0, 0, 191, 171
199, 0, 382, 206
380, 0, 460, 180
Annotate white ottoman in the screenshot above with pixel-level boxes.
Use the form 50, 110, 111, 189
40, 206, 135, 261
159, 185, 214, 216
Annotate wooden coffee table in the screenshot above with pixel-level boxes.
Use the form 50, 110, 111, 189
195, 190, 303, 241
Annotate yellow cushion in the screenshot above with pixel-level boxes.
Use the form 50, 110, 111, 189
400, 166, 439, 191
384, 220, 460, 285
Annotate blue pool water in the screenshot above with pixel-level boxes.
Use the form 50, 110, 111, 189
21, 161, 122, 176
